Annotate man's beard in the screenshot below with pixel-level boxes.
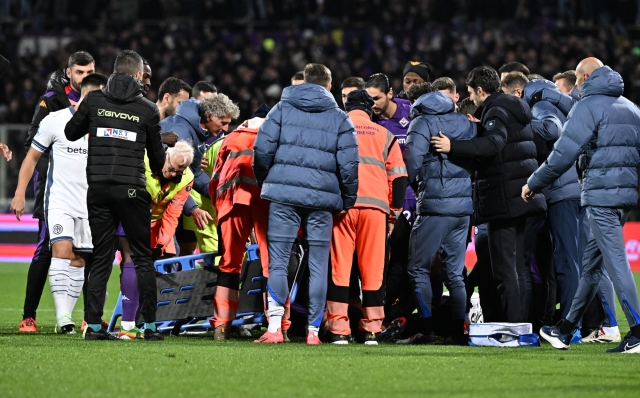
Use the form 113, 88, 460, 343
165, 103, 176, 117
70, 79, 82, 92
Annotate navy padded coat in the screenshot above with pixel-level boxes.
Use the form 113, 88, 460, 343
253, 83, 359, 211
403, 91, 477, 217
523, 79, 580, 203
528, 66, 640, 208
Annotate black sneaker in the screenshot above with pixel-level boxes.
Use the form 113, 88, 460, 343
397, 332, 437, 345
326, 332, 350, 345
144, 328, 165, 341
378, 317, 407, 342
444, 334, 469, 346
83, 327, 119, 341
363, 332, 378, 346
540, 323, 572, 350
606, 332, 640, 354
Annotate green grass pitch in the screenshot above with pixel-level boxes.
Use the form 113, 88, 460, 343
0, 263, 639, 397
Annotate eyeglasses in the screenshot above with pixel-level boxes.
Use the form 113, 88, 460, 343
166, 153, 184, 176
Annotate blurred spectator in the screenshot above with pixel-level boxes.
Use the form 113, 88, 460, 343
2, 0, 640, 124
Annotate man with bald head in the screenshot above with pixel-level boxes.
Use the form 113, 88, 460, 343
522, 57, 640, 353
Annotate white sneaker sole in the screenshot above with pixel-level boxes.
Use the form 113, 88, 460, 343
540, 329, 569, 350
582, 329, 621, 344
364, 341, 378, 346
621, 343, 640, 354
331, 340, 349, 345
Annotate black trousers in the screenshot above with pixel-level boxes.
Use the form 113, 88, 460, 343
22, 219, 51, 319
467, 224, 504, 322
487, 216, 528, 323
86, 183, 156, 324
525, 214, 556, 330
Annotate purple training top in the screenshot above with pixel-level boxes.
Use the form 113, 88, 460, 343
377, 97, 412, 150
375, 97, 416, 222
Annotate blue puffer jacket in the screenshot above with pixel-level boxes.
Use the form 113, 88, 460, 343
524, 79, 579, 203
528, 66, 640, 208
161, 99, 211, 198
253, 83, 359, 211
403, 91, 477, 217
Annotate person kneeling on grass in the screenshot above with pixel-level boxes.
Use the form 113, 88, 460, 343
117, 142, 195, 340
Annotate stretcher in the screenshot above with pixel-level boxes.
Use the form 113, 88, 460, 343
108, 242, 306, 335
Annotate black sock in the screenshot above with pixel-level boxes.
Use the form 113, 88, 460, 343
559, 320, 575, 335
630, 324, 640, 339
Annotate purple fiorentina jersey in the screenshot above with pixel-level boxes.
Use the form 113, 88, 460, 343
376, 97, 416, 223
377, 98, 412, 150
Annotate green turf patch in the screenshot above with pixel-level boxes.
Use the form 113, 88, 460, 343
0, 263, 639, 397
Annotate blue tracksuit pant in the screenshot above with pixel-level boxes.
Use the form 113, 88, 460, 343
266, 202, 332, 328
548, 200, 581, 320
566, 207, 640, 328
407, 215, 469, 321
578, 206, 618, 327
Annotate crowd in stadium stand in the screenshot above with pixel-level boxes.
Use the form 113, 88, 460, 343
3, 0, 640, 123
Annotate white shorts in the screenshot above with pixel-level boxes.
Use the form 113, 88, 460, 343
47, 209, 93, 253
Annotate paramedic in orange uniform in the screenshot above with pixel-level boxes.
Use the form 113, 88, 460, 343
327, 90, 408, 345
208, 105, 293, 340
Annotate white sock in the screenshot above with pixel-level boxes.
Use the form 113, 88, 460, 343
67, 265, 84, 321
308, 326, 319, 336
49, 258, 71, 325
268, 316, 282, 333
267, 296, 284, 333
121, 321, 136, 330
603, 326, 619, 335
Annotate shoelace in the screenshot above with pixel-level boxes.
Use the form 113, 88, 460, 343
24, 318, 35, 326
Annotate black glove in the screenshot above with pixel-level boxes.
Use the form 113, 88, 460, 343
151, 244, 164, 261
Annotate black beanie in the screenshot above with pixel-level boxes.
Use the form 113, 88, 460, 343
345, 90, 374, 117
250, 104, 271, 118
402, 61, 432, 82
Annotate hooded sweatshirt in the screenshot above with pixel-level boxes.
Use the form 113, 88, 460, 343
65, 73, 165, 188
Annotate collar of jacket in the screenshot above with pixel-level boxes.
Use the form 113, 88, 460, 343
476, 92, 502, 120
347, 109, 371, 120
103, 73, 144, 103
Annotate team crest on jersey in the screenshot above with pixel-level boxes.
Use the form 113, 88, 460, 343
399, 117, 409, 128
97, 127, 137, 142
52, 224, 63, 235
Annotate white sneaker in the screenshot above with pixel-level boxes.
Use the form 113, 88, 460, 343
581, 326, 621, 343
55, 313, 76, 334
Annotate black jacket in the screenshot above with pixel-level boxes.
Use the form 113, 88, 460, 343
25, 70, 72, 219
449, 93, 546, 223
65, 73, 165, 188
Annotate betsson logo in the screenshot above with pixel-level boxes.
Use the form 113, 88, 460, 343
66, 147, 88, 154
97, 109, 139, 122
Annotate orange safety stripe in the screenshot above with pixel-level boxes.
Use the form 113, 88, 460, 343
360, 306, 384, 333
213, 286, 240, 327
349, 110, 408, 214
326, 301, 351, 336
